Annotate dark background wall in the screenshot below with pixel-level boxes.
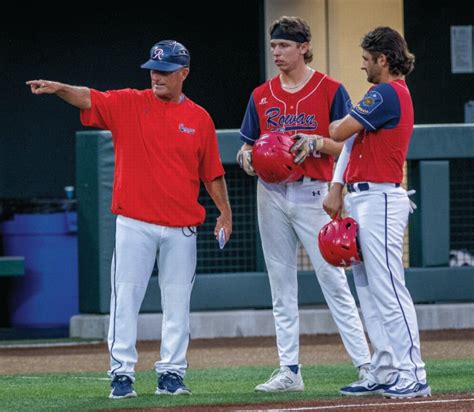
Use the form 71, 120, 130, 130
404, 1, 474, 124
4, 2, 474, 199
0, 4, 264, 198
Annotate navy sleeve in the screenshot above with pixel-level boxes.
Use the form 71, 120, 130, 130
350, 83, 401, 131
329, 84, 352, 122
239, 94, 260, 144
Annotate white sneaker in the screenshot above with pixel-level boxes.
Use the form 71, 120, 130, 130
255, 366, 304, 392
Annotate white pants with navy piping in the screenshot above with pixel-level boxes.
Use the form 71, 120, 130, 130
257, 178, 371, 368
108, 215, 196, 380
345, 183, 427, 384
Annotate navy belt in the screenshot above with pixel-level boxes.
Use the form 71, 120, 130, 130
347, 182, 400, 193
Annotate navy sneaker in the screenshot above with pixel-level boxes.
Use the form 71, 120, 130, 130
156, 371, 192, 395
109, 375, 137, 399
340, 378, 394, 396
383, 378, 432, 399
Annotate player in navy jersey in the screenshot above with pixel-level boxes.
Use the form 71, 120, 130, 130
237, 16, 371, 392
325, 26, 431, 399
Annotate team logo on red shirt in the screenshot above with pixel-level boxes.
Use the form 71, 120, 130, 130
179, 123, 196, 134
265, 107, 318, 131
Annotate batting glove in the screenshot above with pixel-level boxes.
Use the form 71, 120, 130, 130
236, 149, 256, 176
290, 133, 324, 164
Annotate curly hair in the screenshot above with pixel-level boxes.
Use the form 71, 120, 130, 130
361, 26, 415, 76
269, 16, 313, 63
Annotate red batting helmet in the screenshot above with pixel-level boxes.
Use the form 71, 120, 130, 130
252, 132, 303, 184
318, 217, 362, 267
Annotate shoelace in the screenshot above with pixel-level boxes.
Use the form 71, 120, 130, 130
162, 372, 185, 386
265, 367, 292, 384
112, 375, 132, 388
265, 368, 281, 383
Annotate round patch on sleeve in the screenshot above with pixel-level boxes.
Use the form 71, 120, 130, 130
354, 90, 383, 115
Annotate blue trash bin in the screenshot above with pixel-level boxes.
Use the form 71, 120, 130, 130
1, 211, 78, 328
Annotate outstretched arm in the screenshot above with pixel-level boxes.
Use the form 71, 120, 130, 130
204, 176, 233, 245
26, 79, 91, 109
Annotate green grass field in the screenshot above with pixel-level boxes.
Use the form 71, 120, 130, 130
1, 359, 473, 411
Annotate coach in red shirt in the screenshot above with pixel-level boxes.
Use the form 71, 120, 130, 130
27, 39, 232, 399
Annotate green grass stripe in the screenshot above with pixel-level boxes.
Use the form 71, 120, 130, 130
0, 359, 473, 411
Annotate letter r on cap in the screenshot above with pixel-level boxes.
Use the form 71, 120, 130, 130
152, 48, 164, 60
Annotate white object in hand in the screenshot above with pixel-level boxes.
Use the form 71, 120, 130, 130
218, 228, 226, 250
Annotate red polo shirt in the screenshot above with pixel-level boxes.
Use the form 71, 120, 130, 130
81, 88, 224, 226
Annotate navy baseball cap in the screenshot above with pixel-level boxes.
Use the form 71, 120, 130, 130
141, 40, 190, 72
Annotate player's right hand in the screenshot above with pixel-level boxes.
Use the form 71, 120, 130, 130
323, 183, 344, 219
236, 146, 256, 176
26, 80, 59, 95
290, 133, 324, 164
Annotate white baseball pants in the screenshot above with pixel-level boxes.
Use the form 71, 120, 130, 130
345, 183, 427, 384
257, 178, 371, 368
108, 215, 196, 380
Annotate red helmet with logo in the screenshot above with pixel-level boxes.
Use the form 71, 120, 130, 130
252, 132, 303, 184
318, 217, 362, 267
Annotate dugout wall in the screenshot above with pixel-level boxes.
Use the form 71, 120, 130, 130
76, 126, 474, 314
